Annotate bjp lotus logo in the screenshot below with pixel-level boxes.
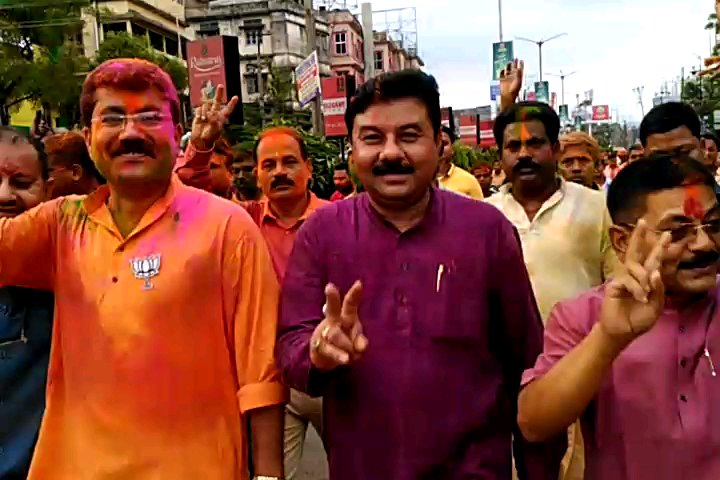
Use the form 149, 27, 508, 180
130, 254, 161, 290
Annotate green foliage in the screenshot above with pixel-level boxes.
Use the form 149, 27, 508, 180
452, 143, 498, 171
682, 76, 720, 119
92, 32, 188, 92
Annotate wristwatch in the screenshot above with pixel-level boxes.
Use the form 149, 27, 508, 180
254, 477, 282, 480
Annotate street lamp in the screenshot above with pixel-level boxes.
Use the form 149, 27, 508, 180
547, 70, 577, 107
238, 25, 273, 127
516, 33, 567, 82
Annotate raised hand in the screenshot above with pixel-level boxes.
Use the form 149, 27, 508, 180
499, 58, 524, 107
191, 84, 239, 151
600, 220, 671, 345
310, 281, 368, 372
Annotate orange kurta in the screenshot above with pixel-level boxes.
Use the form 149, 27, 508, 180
0, 176, 286, 480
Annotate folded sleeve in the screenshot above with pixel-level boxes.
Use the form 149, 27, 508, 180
175, 143, 213, 192
0, 198, 59, 291
225, 214, 288, 413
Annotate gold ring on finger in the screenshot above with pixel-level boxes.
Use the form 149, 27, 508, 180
311, 338, 322, 351
321, 326, 331, 340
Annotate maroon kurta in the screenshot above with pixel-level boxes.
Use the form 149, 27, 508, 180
277, 188, 565, 480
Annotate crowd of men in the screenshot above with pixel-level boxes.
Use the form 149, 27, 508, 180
0, 54, 719, 480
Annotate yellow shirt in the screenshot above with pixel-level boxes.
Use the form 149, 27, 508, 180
438, 164, 484, 199
2, 177, 286, 480
486, 179, 619, 322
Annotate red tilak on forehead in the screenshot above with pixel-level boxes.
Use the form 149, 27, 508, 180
683, 185, 705, 220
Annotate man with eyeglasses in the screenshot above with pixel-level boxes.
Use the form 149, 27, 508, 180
0, 126, 54, 479
519, 153, 720, 480
0, 59, 286, 480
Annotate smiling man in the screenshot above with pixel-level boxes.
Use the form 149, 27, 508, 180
519, 154, 720, 480
0, 59, 286, 480
276, 70, 565, 480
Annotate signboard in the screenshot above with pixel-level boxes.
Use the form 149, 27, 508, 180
551, 92, 557, 110
592, 105, 610, 122
186, 36, 242, 124
534, 81, 550, 104
490, 83, 501, 102
441, 107, 455, 131
492, 41, 514, 81
187, 37, 228, 108
559, 105, 569, 124
459, 114, 478, 146
527, 91, 537, 101
479, 119, 495, 148
295, 51, 321, 107
321, 76, 349, 137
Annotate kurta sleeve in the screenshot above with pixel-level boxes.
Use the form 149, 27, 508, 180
175, 142, 213, 192
600, 208, 620, 281
275, 212, 330, 397
488, 217, 566, 480
0, 198, 58, 291
226, 215, 288, 413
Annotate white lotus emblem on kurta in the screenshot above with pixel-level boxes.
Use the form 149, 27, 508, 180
130, 254, 161, 290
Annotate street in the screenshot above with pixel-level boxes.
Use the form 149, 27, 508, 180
296, 427, 328, 480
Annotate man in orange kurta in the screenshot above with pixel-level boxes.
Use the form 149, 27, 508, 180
3, 59, 286, 480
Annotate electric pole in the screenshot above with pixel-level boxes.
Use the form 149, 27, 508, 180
304, 0, 323, 135
547, 70, 577, 107
633, 86, 645, 117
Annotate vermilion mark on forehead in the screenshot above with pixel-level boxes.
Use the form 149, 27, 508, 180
683, 185, 705, 220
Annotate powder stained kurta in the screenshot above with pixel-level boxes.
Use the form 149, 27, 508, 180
0, 177, 286, 480
277, 189, 566, 480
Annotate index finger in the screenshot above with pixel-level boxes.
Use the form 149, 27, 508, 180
324, 283, 342, 324
644, 231, 671, 272
340, 281, 363, 327
222, 96, 239, 120
626, 219, 649, 264
212, 84, 227, 110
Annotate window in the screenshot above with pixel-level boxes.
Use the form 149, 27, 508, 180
165, 36, 179, 57
334, 32, 347, 55
246, 29, 262, 46
356, 40, 363, 62
102, 23, 127, 36
149, 30, 164, 51
374, 51, 384, 71
246, 75, 259, 95
131, 23, 147, 38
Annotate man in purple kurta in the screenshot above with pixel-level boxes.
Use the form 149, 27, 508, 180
276, 70, 565, 480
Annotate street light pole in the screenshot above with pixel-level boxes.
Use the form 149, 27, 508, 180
516, 33, 567, 82
498, 0, 503, 41
548, 70, 577, 106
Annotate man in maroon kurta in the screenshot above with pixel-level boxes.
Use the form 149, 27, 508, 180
276, 70, 565, 479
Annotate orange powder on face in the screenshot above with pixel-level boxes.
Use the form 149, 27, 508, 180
684, 185, 705, 220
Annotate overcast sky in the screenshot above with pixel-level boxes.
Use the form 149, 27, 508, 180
366, 0, 712, 122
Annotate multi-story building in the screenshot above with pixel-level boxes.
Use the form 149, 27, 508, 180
325, 9, 365, 85
81, 0, 194, 59
372, 30, 423, 75
186, 0, 331, 103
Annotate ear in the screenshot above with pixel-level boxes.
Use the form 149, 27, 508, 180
71, 164, 83, 182
609, 224, 630, 256
174, 123, 183, 147
83, 126, 92, 152
306, 158, 313, 174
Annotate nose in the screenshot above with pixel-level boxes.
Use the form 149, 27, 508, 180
117, 117, 145, 139
689, 225, 715, 252
379, 137, 404, 161
0, 180, 15, 204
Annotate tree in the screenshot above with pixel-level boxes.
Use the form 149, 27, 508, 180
0, 0, 91, 125
682, 75, 720, 119
452, 143, 498, 171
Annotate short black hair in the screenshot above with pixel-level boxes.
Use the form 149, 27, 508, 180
441, 125, 457, 144
0, 126, 49, 180
334, 162, 349, 172
629, 143, 643, 153
701, 130, 719, 147
607, 153, 716, 224
639, 102, 701, 147
493, 101, 560, 148
345, 69, 441, 136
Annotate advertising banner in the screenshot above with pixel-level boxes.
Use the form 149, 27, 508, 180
492, 41, 514, 81
592, 105, 610, 122
534, 81, 550, 104
295, 51, 321, 107
321, 76, 349, 137
551, 92, 557, 110
479, 119, 495, 148
187, 37, 228, 108
490, 83, 501, 102
459, 114, 478, 146
559, 105, 569, 123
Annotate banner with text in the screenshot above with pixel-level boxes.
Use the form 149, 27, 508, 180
534, 81, 550, 104
321, 76, 349, 137
592, 105, 610, 122
459, 114, 478, 146
187, 37, 228, 108
559, 105, 569, 124
492, 41, 514, 81
295, 51, 321, 108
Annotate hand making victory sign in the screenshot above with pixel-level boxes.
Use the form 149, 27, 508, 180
499, 58, 524, 111
600, 220, 673, 344
191, 84, 239, 151
310, 281, 369, 371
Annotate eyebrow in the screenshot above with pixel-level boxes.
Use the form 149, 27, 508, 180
657, 205, 720, 224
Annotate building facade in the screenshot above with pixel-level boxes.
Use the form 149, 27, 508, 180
325, 9, 365, 86
186, 0, 331, 103
81, 0, 193, 59
371, 31, 423, 75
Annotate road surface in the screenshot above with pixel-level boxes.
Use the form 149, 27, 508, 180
295, 427, 328, 480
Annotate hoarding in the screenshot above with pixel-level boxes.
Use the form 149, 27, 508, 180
295, 51, 321, 107
321, 76, 349, 137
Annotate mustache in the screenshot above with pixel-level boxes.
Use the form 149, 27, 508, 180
372, 161, 415, 176
513, 158, 540, 173
111, 139, 154, 157
270, 176, 295, 189
678, 251, 720, 270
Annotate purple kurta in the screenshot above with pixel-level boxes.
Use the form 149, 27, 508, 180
277, 189, 566, 480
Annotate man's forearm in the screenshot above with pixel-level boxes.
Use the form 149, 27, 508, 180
249, 405, 285, 478
518, 323, 629, 442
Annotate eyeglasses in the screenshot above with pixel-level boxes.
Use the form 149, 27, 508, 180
621, 219, 720, 244
92, 112, 170, 130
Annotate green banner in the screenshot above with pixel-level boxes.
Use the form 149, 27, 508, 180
534, 81, 550, 104
492, 41, 514, 81
559, 105, 569, 123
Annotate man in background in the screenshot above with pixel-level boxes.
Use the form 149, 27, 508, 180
557, 131, 602, 190
702, 130, 719, 171
471, 162, 495, 197
44, 131, 104, 198
437, 126, 484, 199
628, 143, 644, 163
330, 162, 355, 201
232, 149, 262, 201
